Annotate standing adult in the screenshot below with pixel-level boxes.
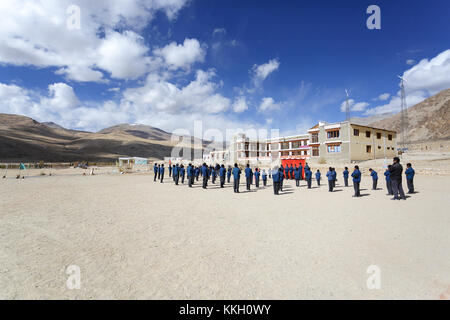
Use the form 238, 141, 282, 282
389, 157, 406, 200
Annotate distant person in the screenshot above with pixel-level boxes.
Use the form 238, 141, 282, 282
331, 168, 337, 188
254, 168, 260, 188
174, 164, 180, 185
351, 165, 361, 197
284, 166, 289, 181
343, 167, 349, 187
326, 167, 334, 192
201, 163, 210, 189
384, 166, 393, 195
298, 163, 303, 181
227, 166, 232, 183
389, 157, 406, 200
160, 164, 165, 183
245, 164, 252, 191
279, 167, 284, 191
272, 167, 281, 195
289, 165, 294, 180
211, 166, 217, 184
262, 169, 268, 187
315, 169, 321, 186
305, 167, 312, 189
305, 162, 310, 173
157, 164, 161, 180
294, 167, 301, 187
180, 165, 185, 184
169, 164, 172, 177
153, 163, 158, 182
187, 163, 194, 187
232, 163, 241, 193
219, 164, 226, 188
369, 168, 378, 190
195, 166, 200, 181
250, 167, 254, 185
405, 163, 415, 194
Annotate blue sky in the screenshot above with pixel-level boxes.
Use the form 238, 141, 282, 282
0, 0, 449, 137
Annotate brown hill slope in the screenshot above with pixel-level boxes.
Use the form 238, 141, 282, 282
0, 114, 202, 162
369, 89, 450, 143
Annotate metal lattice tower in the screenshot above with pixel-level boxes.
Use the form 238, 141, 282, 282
345, 89, 351, 121
398, 76, 408, 150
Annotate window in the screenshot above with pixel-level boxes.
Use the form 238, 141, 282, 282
311, 133, 319, 143
281, 151, 289, 156
388, 134, 393, 141
291, 141, 301, 149
366, 131, 371, 138
377, 133, 382, 139
312, 147, 319, 156
354, 129, 359, 136
327, 145, 341, 153
327, 130, 340, 139
378, 146, 382, 149
366, 145, 372, 153
281, 142, 289, 150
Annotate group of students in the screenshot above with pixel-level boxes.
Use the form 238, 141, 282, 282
152, 157, 415, 199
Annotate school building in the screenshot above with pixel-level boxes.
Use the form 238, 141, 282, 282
308, 121, 397, 162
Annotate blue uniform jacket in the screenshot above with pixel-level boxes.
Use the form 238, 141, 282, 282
315, 172, 321, 180
370, 170, 378, 180
173, 166, 179, 176
262, 172, 267, 180
219, 167, 226, 177
180, 168, 185, 176
254, 171, 260, 179
153, 165, 158, 173
384, 171, 391, 181
227, 168, 232, 178
272, 171, 280, 182
351, 170, 361, 183
232, 167, 241, 179
294, 169, 301, 180
160, 167, 165, 174
187, 166, 193, 177
305, 170, 312, 180
405, 167, 415, 180
201, 166, 209, 178
331, 171, 337, 180
211, 169, 216, 177
245, 167, 252, 178
343, 170, 349, 179
326, 171, 333, 181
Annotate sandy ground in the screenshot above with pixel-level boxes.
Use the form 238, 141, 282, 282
0, 168, 449, 300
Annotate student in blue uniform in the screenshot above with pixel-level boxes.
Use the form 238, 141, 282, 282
305, 163, 310, 174
250, 168, 254, 185
232, 163, 241, 193
384, 166, 393, 195
389, 157, 406, 200
254, 168, 261, 188
343, 167, 349, 187
180, 165, 185, 184
331, 168, 337, 188
284, 166, 289, 181
169, 164, 172, 178
294, 167, 301, 187
245, 164, 252, 191
201, 163, 209, 189
289, 165, 294, 180
227, 166, 232, 183
298, 163, 303, 180
405, 163, 415, 194
187, 163, 194, 187
195, 166, 200, 181
173, 164, 179, 185
211, 167, 217, 184
351, 165, 361, 197
369, 168, 378, 190
305, 167, 312, 189
159, 164, 165, 183
157, 164, 161, 180
153, 163, 158, 182
272, 167, 280, 195
262, 169, 268, 187
326, 167, 334, 192
219, 164, 226, 188
279, 167, 284, 191
315, 169, 321, 186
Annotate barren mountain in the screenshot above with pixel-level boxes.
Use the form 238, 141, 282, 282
0, 114, 203, 162
369, 88, 450, 143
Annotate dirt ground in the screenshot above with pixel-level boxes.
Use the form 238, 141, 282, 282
0, 167, 449, 299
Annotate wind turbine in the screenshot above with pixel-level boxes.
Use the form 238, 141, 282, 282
398, 75, 408, 151
345, 89, 351, 121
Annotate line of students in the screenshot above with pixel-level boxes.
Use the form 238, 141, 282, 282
153, 157, 415, 199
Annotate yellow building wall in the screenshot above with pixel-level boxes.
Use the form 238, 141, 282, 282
349, 125, 397, 161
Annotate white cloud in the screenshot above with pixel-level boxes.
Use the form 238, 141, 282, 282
365, 49, 450, 115
406, 59, 416, 65
232, 97, 249, 113
251, 59, 280, 86
340, 99, 369, 112
378, 93, 390, 101
154, 38, 206, 70
213, 28, 226, 36
0, 0, 189, 82
259, 97, 280, 112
